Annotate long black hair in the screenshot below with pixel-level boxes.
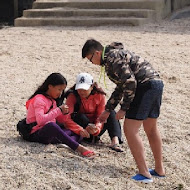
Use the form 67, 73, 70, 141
29, 73, 67, 105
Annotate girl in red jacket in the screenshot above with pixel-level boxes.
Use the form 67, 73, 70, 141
22, 73, 95, 158
64, 73, 123, 152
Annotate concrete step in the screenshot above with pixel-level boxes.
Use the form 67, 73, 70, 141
15, 0, 165, 27
32, 0, 160, 10
23, 8, 155, 18
14, 17, 148, 27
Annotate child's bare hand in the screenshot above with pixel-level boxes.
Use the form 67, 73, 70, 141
80, 129, 90, 138
86, 123, 99, 135
59, 104, 69, 114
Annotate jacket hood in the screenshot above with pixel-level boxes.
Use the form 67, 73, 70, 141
101, 42, 124, 65
106, 42, 124, 52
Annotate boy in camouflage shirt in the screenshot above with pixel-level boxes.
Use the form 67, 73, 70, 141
82, 39, 165, 183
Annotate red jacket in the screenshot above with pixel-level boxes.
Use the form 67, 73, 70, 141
64, 93, 105, 135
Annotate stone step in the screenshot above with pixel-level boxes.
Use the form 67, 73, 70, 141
23, 8, 155, 18
14, 16, 148, 27
32, 0, 160, 10
15, 0, 166, 27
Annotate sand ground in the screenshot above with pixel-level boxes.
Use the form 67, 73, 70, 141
0, 17, 190, 190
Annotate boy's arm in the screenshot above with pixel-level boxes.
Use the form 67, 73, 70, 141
105, 50, 137, 112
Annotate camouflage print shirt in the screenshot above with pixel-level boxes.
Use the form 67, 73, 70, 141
102, 42, 161, 112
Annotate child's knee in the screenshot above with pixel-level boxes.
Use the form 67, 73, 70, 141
44, 122, 60, 132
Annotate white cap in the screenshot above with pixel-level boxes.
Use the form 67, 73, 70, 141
75, 73, 93, 90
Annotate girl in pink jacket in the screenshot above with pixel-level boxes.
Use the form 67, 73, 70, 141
23, 73, 95, 158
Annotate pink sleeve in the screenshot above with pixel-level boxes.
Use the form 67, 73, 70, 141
34, 97, 62, 126
56, 114, 69, 123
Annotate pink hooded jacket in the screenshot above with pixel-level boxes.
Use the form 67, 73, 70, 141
26, 94, 68, 134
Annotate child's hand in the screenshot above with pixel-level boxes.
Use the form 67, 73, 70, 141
59, 104, 69, 115
80, 129, 90, 138
86, 124, 99, 135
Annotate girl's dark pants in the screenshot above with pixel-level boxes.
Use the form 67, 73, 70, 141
73, 110, 123, 143
29, 122, 82, 150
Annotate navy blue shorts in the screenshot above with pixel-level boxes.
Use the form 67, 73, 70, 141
125, 80, 164, 120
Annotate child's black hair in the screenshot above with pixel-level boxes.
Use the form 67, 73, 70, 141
29, 73, 67, 106
64, 82, 106, 113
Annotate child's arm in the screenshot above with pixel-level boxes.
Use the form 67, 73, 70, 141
93, 94, 106, 135
34, 96, 62, 126
62, 93, 87, 136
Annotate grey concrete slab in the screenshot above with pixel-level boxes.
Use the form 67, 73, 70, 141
170, 6, 190, 20
23, 8, 155, 19
15, 17, 148, 26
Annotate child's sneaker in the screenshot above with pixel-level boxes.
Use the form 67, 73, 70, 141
131, 174, 153, 183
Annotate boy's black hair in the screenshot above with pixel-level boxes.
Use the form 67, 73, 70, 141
82, 39, 104, 58
29, 73, 67, 106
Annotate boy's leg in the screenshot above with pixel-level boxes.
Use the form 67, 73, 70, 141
124, 118, 151, 178
143, 118, 165, 175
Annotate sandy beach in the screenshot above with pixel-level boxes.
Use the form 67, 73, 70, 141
0, 17, 190, 190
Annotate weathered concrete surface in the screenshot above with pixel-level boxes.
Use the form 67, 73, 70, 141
14, 0, 190, 27
170, 6, 190, 19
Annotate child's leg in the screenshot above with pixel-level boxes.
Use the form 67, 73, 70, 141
72, 113, 89, 128
124, 118, 151, 178
143, 118, 165, 175
72, 113, 94, 142
62, 128, 83, 143
31, 123, 94, 157
31, 122, 79, 151
102, 110, 123, 145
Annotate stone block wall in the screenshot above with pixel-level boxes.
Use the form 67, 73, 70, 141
0, 0, 35, 24
18, 0, 35, 17
171, 0, 190, 11
0, 0, 16, 24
